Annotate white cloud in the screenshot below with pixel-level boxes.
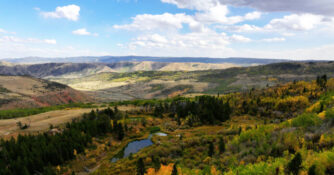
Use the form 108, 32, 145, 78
72, 28, 90, 35
128, 30, 230, 51
44, 39, 57, 44
72, 28, 98, 36
230, 34, 251, 42
41, 5, 80, 21
113, 13, 203, 32
113, 4, 261, 34
262, 37, 286, 42
218, 24, 263, 33
217, 0, 334, 16
244, 11, 262, 20
236, 44, 334, 60
161, 0, 218, 11
265, 14, 323, 31
162, 0, 334, 16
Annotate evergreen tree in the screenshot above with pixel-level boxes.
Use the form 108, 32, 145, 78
287, 152, 302, 175
152, 156, 161, 172
219, 138, 225, 154
136, 158, 146, 175
171, 163, 178, 175
208, 142, 214, 157
118, 123, 124, 140
308, 164, 316, 175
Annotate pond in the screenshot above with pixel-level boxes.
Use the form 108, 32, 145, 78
110, 132, 167, 163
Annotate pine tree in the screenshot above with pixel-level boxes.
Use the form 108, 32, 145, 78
308, 164, 316, 175
208, 142, 214, 157
152, 156, 161, 172
219, 138, 225, 154
287, 152, 302, 175
171, 163, 178, 175
118, 123, 124, 140
136, 158, 146, 175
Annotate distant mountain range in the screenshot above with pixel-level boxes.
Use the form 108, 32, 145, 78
2, 56, 288, 65
0, 61, 239, 78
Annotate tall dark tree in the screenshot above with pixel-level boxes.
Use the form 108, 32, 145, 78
316, 74, 327, 89
208, 142, 214, 157
308, 164, 316, 175
219, 138, 225, 154
171, 163, 178, 175
152, 156, 161, 172
136, 158, 146, 175
287, 152, 302, 175
117, 123, 124, 140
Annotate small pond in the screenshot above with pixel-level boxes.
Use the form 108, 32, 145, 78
111, 132, 167, 163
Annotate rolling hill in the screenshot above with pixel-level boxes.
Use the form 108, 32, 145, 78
0, 75, 91, 109
49, 61, 334, 101
0, 61, 238, 78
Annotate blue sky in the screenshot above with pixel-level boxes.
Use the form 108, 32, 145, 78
0, 0, 334, 60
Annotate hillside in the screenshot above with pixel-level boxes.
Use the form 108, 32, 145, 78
0, 76, 92, 109
2, 75, 334, 175
49, 61, 334, 101
0, 61, 238, 78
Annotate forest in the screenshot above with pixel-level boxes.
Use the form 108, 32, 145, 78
1, 75, 334, 174
0, 107, 126, 175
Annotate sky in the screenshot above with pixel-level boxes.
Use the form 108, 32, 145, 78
1, 0, 334, 60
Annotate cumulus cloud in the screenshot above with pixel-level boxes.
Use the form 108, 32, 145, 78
161, 0, 218, 11
221, 14, 327, 34
218, 0, 334, 16
113, 4, 261, 33
113, 13, 206, 32
265, 14, 323, 31
44, 39, 57, 44
219, 24, 263, 33
41, 5, 80, 21
230, 34, 251, 42
162, 0, 334, 16
72, 28, 98, 36
262, 37, 286, 42
128, 30, 230, 51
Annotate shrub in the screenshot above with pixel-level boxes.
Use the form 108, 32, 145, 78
149, 126, 161, 133
325, 108, 334, 120
291, 113, 322, 128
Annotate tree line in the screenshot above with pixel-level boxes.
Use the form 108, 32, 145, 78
0, 107, 125, 175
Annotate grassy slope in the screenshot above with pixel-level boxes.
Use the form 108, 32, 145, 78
51, 61, 334, 101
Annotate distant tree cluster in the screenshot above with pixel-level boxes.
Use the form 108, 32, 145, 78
172, 96, 231, 125
0, 108, 124, 175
